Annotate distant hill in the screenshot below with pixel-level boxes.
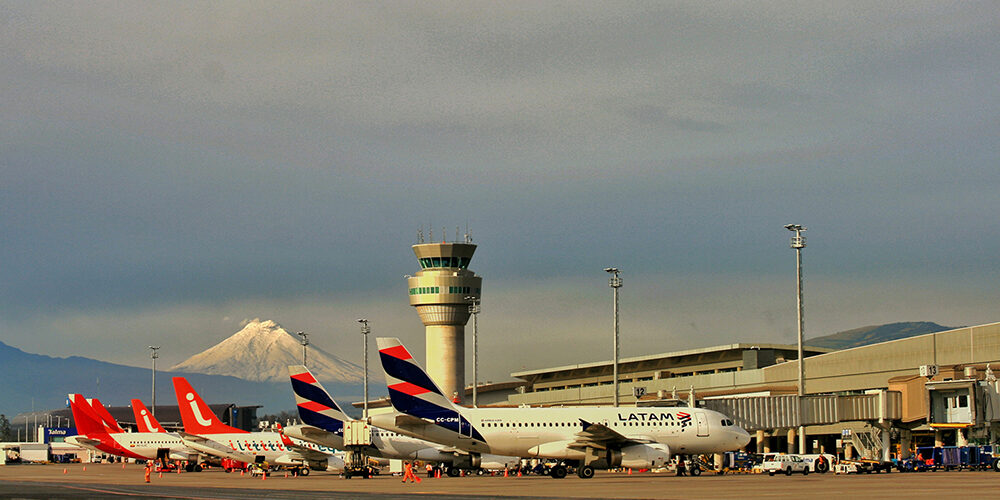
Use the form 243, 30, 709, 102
0, 340, 368, 416
807, 322, 956, 350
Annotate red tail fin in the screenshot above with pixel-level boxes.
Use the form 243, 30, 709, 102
171, 377, 246, 434
88, 398, 125, 432
131, 399, 164, 433
69, 394, 109, 436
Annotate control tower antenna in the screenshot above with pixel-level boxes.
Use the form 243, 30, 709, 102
407, 233, 482, 403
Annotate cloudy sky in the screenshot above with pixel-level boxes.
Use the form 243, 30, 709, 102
2, 2, 998, 381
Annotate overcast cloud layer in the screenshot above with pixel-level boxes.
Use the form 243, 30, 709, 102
2, 2, 998, 380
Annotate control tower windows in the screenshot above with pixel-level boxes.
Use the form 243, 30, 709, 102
416, 257, 471, 269
408, 286, 441, 295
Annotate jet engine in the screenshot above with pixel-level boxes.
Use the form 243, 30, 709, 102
451, 453, 481, 470
620, 443, 671, 469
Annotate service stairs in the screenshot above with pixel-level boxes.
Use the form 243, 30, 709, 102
849, 426, 885, 460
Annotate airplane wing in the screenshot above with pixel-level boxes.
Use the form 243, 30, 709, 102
177, 431, 256, 462
68, 436, 105, 449
285, 425, 334, 441
567, 420, 655, 450
281, 442, 332, 463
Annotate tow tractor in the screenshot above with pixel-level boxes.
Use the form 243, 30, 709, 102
834, 458, 892, 474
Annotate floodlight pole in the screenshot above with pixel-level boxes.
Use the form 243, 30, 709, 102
297, 331, 309, 367
605, 267, 622, 407
785, 224, 807, 453
358, 319, 370, 419
466, 296, 481, 407
148, 346, 160, 417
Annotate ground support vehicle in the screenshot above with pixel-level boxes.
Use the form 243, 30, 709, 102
221, 458, 247, 473
761, 454, 809, 476
800, 454, 836, 473
835, 459, 892, 474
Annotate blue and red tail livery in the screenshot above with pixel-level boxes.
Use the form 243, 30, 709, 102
288, 365, 346, 435
376, 337, 484, 441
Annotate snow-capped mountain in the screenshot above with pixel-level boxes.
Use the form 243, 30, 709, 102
170, 319, 365, 383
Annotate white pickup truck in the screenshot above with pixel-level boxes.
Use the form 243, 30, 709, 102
761, 454, 810, 476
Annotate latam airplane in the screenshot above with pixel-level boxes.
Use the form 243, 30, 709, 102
171, 377, 345, 474
370, 337, 751, 479
64, 394, 200, 464
284, 365, 519, 475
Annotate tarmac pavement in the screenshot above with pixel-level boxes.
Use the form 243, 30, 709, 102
1, 463, 999, 499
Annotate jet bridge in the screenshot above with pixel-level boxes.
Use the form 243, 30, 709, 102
696, 391, 901, 431
645, 391, 902, 460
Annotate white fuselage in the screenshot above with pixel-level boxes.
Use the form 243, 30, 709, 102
188, 431, 343, 469
284, 424, 519, 467
372, 406, 750, 459
69, 432, 200, 461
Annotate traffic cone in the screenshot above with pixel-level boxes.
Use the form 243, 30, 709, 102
240, 469, 244, 476
517, 469, 522, 477
416, 476, 422, 483
63, 468, 67, 474
503, 468, 508, 477
82, 466, 86, 472
262, 471, 267, 481
628, 468, 632, 475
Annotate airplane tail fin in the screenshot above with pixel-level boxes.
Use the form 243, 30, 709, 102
171, 377, 247, 434
88, 398, 125, 433
288, 365, 347, 434
131, 399, 164, 433
68, 394, 109, 436
376, 337, 463, 421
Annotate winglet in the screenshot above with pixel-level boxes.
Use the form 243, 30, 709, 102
131, 399, 164, 433
287, 365, 347, 434
171, 377, 247, 434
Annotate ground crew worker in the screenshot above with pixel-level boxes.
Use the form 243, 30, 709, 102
402, 461, 421, 483
144, 462, 152, 483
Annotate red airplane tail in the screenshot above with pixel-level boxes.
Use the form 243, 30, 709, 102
172, 377, 247, 434
88, 397, 125, 432
131, 399, 165, 433
68, 394, 109, 436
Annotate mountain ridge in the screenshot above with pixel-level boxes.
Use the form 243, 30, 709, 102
0, 339, 367, 415
170, 318, 364, 383
806, 321, 956, 350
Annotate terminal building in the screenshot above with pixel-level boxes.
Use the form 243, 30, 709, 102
504, 322, 1000, 460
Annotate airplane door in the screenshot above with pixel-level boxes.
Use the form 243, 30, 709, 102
695, 412, 709, 437
459, 410, 472, 439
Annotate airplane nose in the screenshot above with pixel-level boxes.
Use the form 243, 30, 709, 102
739, 429, 751, 447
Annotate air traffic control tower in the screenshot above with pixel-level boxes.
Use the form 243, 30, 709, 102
407, 235, 482, 403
